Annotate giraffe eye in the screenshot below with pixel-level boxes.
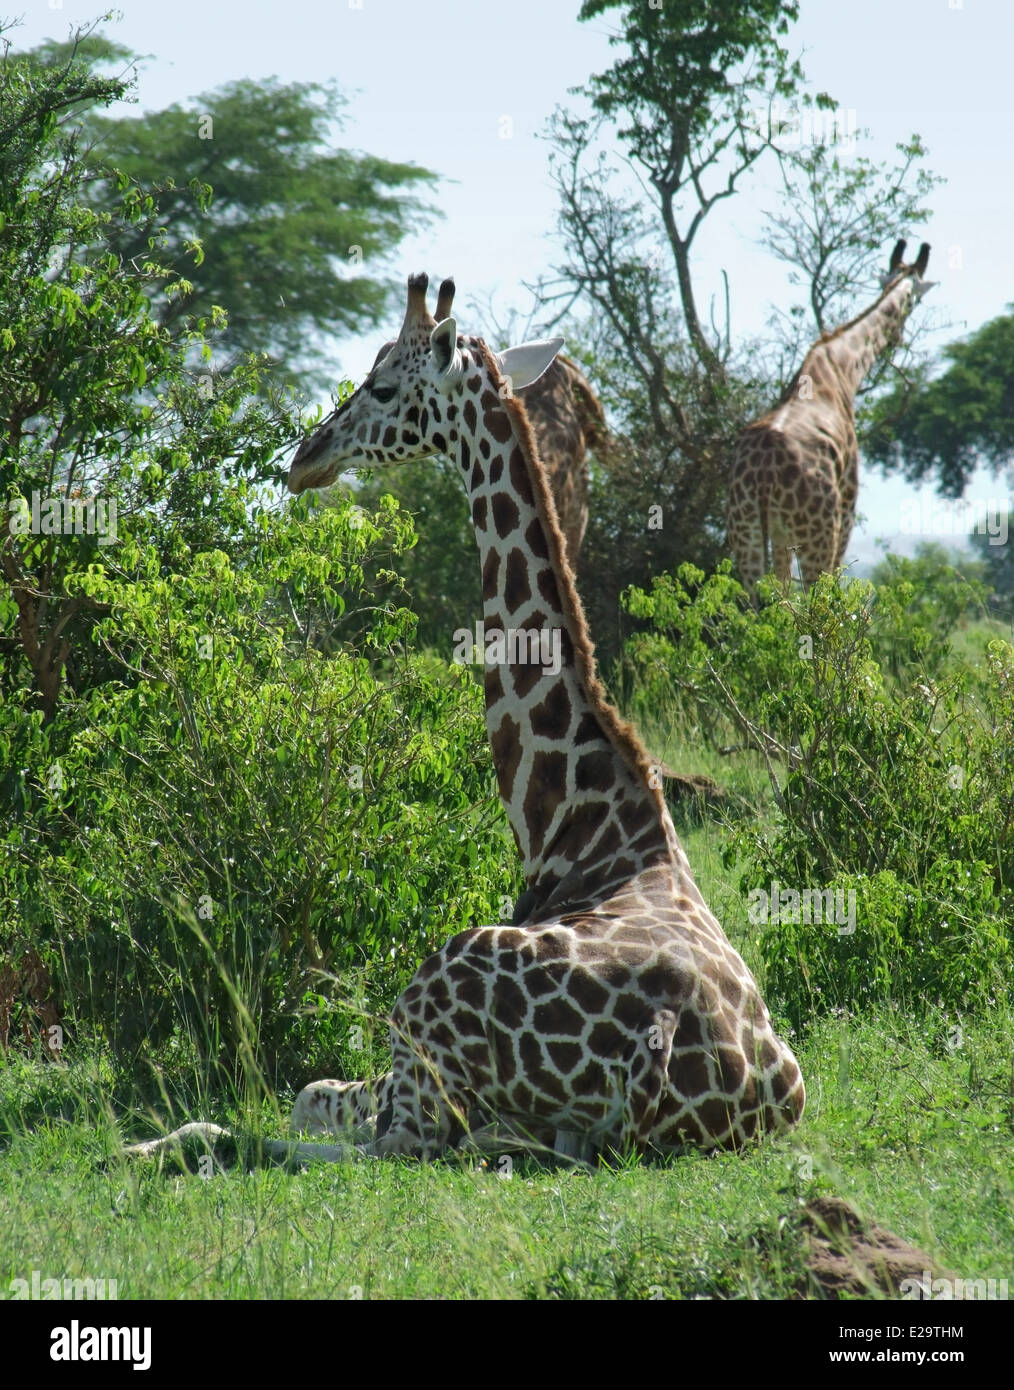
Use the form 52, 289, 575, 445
371, 383, 397, 403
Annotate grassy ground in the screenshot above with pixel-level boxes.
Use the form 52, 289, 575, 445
1, 1007, 1011, 1299
2, 727, 1011, 1301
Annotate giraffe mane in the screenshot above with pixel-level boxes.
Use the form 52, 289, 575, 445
473, 338, 667, 821
557, 355, 610, 452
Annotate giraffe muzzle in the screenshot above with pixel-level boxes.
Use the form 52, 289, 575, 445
288, 429, 338, 493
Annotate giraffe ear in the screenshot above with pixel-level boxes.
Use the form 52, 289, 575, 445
430, 317, 462, 380
496, 337, 565, 391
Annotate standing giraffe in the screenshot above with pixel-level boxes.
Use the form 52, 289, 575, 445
370, 279, 607, 569
282, 273, 804, 1160
727, 240, 934, 589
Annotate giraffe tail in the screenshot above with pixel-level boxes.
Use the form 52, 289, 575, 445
120, 1121, 358, 1167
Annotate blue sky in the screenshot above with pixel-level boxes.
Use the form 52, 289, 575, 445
9, 0, 1014, 569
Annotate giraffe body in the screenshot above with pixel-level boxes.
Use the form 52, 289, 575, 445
287, 274, 804, 1159
727, 241, 934, 589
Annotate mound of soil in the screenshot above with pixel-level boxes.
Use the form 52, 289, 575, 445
798, 1196, 946, 1299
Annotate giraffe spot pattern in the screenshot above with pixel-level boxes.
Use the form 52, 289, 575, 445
523, 750, 568, 856
482, 549, 500, 601
529, 680, 571, 738
490, 713, 522, 800
492, 492, 520, 538
504, 548, 532, 613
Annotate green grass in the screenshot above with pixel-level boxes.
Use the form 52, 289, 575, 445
2, 714, 1010, 1302
1, 1006, 1011, 1299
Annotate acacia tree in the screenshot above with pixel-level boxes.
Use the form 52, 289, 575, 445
864, 311, 1014, 496
532, 1, 817, 655
14, 33, 440, 389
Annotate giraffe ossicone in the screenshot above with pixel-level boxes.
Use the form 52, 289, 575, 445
283, 271, 805, 1161
727, 240, 934, 590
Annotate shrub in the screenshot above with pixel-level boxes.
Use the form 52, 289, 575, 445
624, 565, 1014, 1026
0, 500, 517, 1083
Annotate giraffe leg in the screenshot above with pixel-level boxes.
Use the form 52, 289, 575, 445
797, 530, 837, 588
553, 1129, 596, 1163
456, 1119, 557, 1158
290, 1074, 393, 1140
359, 1030, 475, 1159
834, 452, 858, 569
623, 1008, 678, 1151
834, 503, 854, 570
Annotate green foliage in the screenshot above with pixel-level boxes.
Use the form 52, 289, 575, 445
12, 30, 440, 389
354, 458, 481, 656
0, 499, 516, 1079
0, 29, 513, 1088
758, 862, 1008, 1025
578, 0, 805, 154
865, 310, 1014, 495
868, 544, 994, 678
0, 26, 300, 719
625, 566, 1013, 1027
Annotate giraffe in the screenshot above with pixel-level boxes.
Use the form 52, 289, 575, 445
282, 272, 804, 1161
369, 279, 607, 569
727, 240, 934, 590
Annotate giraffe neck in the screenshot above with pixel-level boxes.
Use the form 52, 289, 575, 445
824, 277, 915, 395
449, 340, 675, 916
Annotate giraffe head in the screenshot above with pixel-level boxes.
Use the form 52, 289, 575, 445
287, 273, 564, 494
878, 238, 935, 301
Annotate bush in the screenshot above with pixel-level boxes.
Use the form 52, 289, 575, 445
0, 499, 517, 1083
624, 565, 1014, 1027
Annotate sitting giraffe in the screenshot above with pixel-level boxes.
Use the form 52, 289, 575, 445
727, 240, 934, 589
281, 273, 804, 1160
370, 279, 607, 569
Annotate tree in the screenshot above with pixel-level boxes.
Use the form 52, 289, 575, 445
569, 0, 813, 384
529, 3, 813, 658
529, 2, 940, 662
0, 21, 296, 721
0, 22, 515, 1081
864, 311, 1014, 497
14, 32, 440, 389
760, 134, 943, 380
968, 508, 1014, 606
